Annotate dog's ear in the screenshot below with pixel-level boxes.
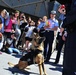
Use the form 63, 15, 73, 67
38, 37, 45, 45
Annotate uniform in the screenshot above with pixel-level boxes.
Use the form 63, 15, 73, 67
62, 0, 76, 75
44, 10, 58, 62
54, 5, 66, 64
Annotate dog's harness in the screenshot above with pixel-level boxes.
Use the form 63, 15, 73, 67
20, 49, 43, 65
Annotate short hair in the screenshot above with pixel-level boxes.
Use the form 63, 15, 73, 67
15, 10, 20, 13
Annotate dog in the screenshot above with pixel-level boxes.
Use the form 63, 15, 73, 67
8, 32, 47, 75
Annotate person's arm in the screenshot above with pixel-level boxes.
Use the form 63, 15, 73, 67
2, 35, 4, 43
51, 19, 59, 31
51, 26, 58, 31
5, 17, 10, 26
37, 23, 44, 32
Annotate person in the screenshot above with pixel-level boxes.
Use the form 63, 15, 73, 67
0, 32, 4, 54
54, 4, 66, 64
16, 13, 28, 47
0, 9, 7, 33
54, 30, 67, 64
60, 0, 76, 75
37, 16, 48, 37
4, 12, 16, 39
12, 10, 21, 47
5, 32, 20, 54
44, 10, 58, 62
24, 20, 35, 51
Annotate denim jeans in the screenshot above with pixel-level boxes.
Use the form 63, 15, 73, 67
8, 47, 20, 54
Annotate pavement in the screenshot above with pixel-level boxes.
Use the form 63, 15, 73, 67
0, 50, 63, 75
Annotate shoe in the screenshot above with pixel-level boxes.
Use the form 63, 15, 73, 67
53, 61, 58, 64
44, 59, 49, 62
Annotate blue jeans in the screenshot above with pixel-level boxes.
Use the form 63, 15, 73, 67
8, 48, 20, 54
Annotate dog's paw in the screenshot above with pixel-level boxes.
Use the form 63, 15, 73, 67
43, 73, 48, 75
43, 74, 47, 75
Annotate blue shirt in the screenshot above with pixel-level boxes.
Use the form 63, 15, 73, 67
59, 14, 66, 21
0, 16, 5, 33
46, 18, 58, 30
37, 18, 58, 31
37, 22, 45, 30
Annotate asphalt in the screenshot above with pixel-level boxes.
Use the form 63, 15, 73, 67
0, 50, 63, 75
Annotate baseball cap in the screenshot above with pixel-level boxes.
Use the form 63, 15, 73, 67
60, 5, 65, 9
50, 10, 56, 14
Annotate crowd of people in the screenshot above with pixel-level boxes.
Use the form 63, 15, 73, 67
0, 5, 66, 65
0, 0, 76, 75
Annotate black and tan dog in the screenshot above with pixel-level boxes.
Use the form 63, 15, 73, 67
8, 33, 47, 75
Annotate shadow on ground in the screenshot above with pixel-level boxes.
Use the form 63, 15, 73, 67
4, 67, 39, 75
49, 66, 62, 72
45, 61, 63, 73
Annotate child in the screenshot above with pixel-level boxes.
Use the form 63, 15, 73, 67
5, 32, 20, 54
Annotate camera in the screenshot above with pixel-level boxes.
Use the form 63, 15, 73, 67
62, 9, 65, 12
22, 16, 25, 19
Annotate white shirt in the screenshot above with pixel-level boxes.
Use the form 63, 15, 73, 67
25, 26, 35, 38
0, 35, 4, 50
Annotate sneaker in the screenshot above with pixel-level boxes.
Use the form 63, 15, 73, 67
44, 59, 49, 62
53, 61, 58, 64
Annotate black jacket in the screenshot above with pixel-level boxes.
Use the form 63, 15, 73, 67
62, 0, 76, 29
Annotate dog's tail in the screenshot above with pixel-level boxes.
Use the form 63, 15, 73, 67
8, 62, 30, 70
8, 62, 15, 67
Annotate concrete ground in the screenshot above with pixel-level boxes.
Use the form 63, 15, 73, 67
0, 50, 63, 75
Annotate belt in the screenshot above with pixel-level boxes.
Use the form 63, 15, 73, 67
45, 30, 53, 32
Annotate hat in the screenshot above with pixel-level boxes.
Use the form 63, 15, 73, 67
60, 5, 65, 9
51, 10, 56, 14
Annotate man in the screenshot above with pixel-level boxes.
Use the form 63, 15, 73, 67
54, 4, 66, 64
60, 0, 76, 75
44, 10, 58, 62
37, 16, 48, 37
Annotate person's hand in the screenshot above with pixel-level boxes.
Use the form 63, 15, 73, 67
44, 26, 47, 30
60, 28, 64, 33
11, 34, 16, 40
62, 35, 66, 41
12, 29, 15, 33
